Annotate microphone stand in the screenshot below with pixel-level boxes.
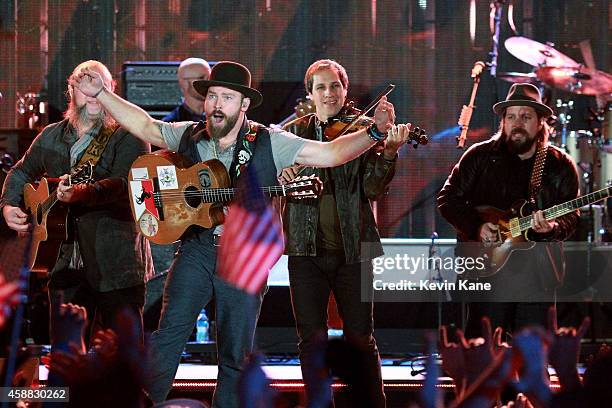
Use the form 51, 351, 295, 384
429, 231, 446, 328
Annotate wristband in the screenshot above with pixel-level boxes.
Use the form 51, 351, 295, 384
367, 124, 387, 142
93, 86, 105, 98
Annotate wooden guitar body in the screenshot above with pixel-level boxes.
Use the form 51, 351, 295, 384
23, 178, 69, 271
128, 151, 229, 244
461, 200, 536, 279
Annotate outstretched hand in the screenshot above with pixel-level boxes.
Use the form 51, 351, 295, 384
439, 317, 506, 396
50, 298, 87, 353
547, 305, 589, 391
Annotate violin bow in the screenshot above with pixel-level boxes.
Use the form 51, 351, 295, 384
335, 83, 396, 138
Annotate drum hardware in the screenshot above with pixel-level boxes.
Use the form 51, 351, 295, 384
496, 72, 538, 84
536, 67, 612, 96
553, 99, 574, 150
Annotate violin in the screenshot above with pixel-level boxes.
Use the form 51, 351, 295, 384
325, 102, 429, 148
324, 102, 375, 140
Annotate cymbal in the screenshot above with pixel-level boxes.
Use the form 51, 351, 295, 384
497, 72, 538, 84
537, 67, 612, 96
505, 36, 579, 67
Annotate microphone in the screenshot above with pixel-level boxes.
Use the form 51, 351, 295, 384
457, 61, 485, 148
429, 231, 438, 258
471, 61, 486, 78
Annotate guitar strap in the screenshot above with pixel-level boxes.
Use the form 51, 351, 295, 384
75, 125, 117, 169
528, 141, 548, 206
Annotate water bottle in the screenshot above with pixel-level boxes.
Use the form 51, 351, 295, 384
196, 309, 209, 343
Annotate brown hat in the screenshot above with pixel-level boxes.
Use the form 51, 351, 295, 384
493, 83, 553, 117
193, 61, 263, 109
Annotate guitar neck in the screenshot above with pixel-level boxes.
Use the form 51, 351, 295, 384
518, 186, 611, 232
200, 186, 289, 203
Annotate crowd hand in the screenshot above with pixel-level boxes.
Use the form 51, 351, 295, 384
531, 210, 556, 234
501, 393, 534, 408
511, 327, 552, 408
2, 205, 31, 233
0, 274, 20, 330
47, 343, 99, 386
383, 123, 412, 159
479, 222, 499, 244
50, 299, 88, 354
439, 317, 505, 397
69, 67, 105, 98
279, 165, 302, 184
373, 96, 395, 133
421, 332, 443, 408
56, 174, 92, 203
450, 348, 515, 408
238, 352, 276, 408
547, 305, 589, 392
92, 329, 119, 362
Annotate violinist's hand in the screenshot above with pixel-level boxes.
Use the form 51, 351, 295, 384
373, 96, 395, 133
279, 165, 301, 184
383, 124, 412, 160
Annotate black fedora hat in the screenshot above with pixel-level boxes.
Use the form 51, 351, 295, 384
193, 61, 263, 109
493, 83, 553, 117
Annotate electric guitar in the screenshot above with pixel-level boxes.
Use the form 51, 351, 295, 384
23, 160, 95, 271
127, 150, 323, 244
461, 185, 611, 278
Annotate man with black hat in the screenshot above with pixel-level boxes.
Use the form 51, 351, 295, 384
437, 83, 580, 334
72, 60, 406, 406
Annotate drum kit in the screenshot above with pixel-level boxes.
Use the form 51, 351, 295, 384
499, 36, 612, 242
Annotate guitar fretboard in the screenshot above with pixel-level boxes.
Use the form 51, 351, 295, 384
517, 186, 611, 232
153, 185, 297, 204
200, 186, 290, 203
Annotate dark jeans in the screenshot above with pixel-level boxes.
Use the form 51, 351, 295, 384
288, 252, 385, 408
48, 268, 145, 346
144, 229, 264, 408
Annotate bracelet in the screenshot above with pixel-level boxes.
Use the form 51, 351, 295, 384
367, 124, 387, 142
93, 86, 105, 98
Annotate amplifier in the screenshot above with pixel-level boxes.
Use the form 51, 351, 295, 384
122, 61, 181, 108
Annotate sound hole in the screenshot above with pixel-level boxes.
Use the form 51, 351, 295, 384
184, 186, 202, 208
36, 205, 43, 225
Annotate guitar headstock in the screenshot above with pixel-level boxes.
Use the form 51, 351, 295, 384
407, 125, 428, 148
295, 97, 316, 118
284, 175, 323, 199
69, 160, 95, 185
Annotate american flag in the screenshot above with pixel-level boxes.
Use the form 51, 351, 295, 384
217, 165, 284, 294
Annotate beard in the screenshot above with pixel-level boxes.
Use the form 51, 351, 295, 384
65, 101, 115, 130
505, 127, 537, 155
207, 109, 240, 139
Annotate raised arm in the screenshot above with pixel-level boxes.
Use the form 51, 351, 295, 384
70, 67, 167, 148
295, 96, 400, 167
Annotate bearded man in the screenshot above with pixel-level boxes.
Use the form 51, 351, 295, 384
0, 60, 151, 342
71, 60, 405, 407
437, 83, 580, 334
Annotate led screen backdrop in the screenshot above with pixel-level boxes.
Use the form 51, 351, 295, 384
0, 0, 609, 238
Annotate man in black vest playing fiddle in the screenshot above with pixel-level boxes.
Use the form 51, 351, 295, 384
72, 61, 410, 407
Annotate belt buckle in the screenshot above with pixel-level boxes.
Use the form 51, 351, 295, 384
212, 234, 221, 247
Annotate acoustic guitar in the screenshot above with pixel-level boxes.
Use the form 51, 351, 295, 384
23, 160, 94, 271
128, 151, 323, 244
461, 185, 611, 278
